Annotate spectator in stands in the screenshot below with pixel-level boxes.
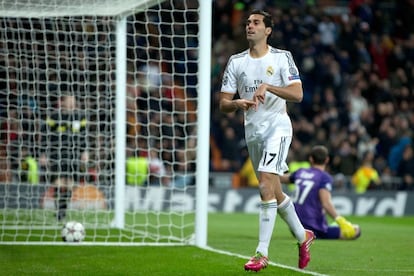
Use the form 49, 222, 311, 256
388, 134, 412, 173
317, 14, 337, 50
237, 157, 259, 188
126, 73, 142, 142
1, 109, 20, 172
126, 155, 148, 187
171, 148, 195, 188
218, 126, 243, 171
351, 150, 381, 193
348, 85, 369, 124
138, 51, 162, 93
125, 151, 148, 211
331, 139, 359, 178
396, 143, 414, 190
368, 33, 390, 79
148, 149, 170, 186
18, 146, 39, 185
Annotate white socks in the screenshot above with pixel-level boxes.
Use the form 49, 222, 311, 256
256, 199, 277, 257
255, 195, 306, 256
278, 195, 306, 244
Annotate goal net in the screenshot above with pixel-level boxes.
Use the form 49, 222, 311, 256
0, 0, 211, 246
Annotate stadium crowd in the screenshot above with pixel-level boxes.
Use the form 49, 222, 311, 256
0, 0, 413, 192
0, 4, 200, 188
210, 0, 414, 191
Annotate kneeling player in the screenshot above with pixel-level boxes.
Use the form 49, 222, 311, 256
280, 145, 361, 240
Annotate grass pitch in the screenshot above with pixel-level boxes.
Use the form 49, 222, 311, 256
1, 213, 413, 275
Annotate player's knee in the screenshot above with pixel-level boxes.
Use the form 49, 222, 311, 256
276, 193, 289, 206
258, 182, 274, 201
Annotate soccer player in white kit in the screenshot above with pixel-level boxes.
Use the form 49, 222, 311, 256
219, 10, 315, 271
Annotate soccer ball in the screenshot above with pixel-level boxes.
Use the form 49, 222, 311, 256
61, 221, 86, 242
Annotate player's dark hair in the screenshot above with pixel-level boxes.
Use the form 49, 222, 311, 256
249, 9, 273, 29
310, 145, 329, 165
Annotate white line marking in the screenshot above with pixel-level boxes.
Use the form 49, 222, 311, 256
203, 245, 329, 276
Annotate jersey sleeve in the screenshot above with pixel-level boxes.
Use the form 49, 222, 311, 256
280, 51, 301, 85
220, 56, 238, 94
319, 173, 334, 192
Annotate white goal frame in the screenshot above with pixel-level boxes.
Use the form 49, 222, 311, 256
0, 0, 211, 247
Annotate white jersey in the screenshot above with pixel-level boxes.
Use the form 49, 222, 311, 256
221, 46, 302, 143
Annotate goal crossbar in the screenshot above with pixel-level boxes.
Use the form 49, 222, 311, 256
0, 0, 162, 17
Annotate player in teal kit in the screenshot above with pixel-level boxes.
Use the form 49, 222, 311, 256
281, 145, 361, 240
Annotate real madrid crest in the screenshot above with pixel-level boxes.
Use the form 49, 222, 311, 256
266, 66, 274, 76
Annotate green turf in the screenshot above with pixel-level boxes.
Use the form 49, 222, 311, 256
0, 209, 195, 243
210, 214, 414, 275
1, 213, 413, 275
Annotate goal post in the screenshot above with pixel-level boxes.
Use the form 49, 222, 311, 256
195, 0, 211, 248
0, 0, 211, 247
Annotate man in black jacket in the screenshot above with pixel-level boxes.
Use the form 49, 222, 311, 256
40, 94, 89, 221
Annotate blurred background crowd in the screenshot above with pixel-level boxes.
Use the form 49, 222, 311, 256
0, 0, 413, 193
210, 0, 414, 192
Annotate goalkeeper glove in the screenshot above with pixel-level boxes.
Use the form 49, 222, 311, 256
335, 216, 356, 239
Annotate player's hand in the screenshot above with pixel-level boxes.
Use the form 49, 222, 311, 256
235, 99, 256, 111
253, 84, 268, 106
335, 216, 356, 239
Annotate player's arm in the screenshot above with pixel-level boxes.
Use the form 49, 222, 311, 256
219, 92, 256, 113
319, 188, 358, 239
279, 173, 291, 184
319, 188, 339, 219
254, 82, 303, 105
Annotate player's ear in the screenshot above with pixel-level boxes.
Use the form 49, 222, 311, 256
265, 27, 272, 36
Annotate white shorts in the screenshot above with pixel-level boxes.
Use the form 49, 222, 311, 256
247, 135, 291, 176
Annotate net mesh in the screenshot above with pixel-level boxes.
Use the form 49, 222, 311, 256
0, 0, 200, 244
